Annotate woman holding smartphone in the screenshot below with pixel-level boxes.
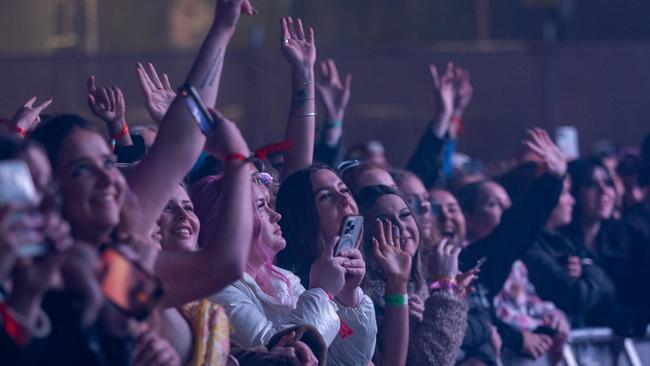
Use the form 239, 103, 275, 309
275, 164, 377, 365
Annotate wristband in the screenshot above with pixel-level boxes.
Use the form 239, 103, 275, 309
384, 293, 408, 307
225, 153, 250, 163
0, 303, 29, 346
430, 277, 458, 292
114, 123, 129, 141
324, 120, 342, 129
13, 127, 27, 138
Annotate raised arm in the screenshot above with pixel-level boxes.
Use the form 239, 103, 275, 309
280, 17, 317, 180
316, 59, 351, 147
156, 109, 254, 307
6, 96, 52, 138
462, 128, 566, 295
127, 0, 253, 235
406, 63, 455, 188
371, 220, 411, 366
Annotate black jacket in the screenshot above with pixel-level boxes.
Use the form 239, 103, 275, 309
1, 291, 132, 366
523, 230, 616, 327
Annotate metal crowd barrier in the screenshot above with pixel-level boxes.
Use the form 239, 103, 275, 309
500, 327, 650, 366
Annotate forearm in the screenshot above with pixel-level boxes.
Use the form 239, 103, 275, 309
282, 67, 316, 179
127, 98, 206, 233
431, 110, 452, 139
205, 160, 253, 277
185, 24, 233, 107
380, 281, 409, 366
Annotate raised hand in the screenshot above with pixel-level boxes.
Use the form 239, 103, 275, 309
316, 59, 351, 121
338, 247, 366, 306
214, 0, 256, 34
87, 75, 127, 134
9, 96, 53, 135
430, 63, 455, 117
280, 17, 316, 74
136, 63, 176, 124
203, 108, 251, 160
453, 66, 473, 117
309, 235, 346, 296
372, 219, 412, 284
429, 63, 455, 137
428, 238, 460, 280
522, 128, 567, 177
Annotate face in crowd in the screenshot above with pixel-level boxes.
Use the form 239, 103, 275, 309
429, 189, 466, 246
54, 128, 126, 242
310, 168, 359, 243
158, 185, 200, 252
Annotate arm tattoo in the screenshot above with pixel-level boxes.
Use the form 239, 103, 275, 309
292, 89, 308, 107
199, 48, 223, 90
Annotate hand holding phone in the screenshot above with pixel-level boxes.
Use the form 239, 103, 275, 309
99, 247, 164, 320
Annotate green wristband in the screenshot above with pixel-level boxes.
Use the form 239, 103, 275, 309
384, 293, 408, 307
324, 120, 342, 129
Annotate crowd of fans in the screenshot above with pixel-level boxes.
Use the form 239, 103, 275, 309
1, 0, 649, 365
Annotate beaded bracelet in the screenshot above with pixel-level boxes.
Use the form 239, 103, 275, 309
324, 120, 342, 129
384, 293, 408, 307
13, 127, 27, 138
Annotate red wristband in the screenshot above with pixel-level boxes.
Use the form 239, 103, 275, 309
225, 153, 249, 162
13, 127, 27, 138
114, 123, 129, 141
0, 303, 29, 346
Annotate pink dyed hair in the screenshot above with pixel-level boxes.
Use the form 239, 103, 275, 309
190, 175, 291, 299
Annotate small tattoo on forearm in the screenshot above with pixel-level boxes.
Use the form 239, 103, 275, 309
292, 89, 308, 107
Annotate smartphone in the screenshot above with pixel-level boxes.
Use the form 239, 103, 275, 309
555, 126, 579, 160
472, 257, 487, 271
0, 160, 49, 258
334, 215, 364, 257
178, 83, 215, 135
99, 247, 164, 320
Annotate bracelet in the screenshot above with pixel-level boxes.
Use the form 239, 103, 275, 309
290, 112, 316, 118
114, 123, 129, 141
324, 120, 342, 129
430, 277, 458, 292
384, 293, 408, 307
225, 153, 252, 163
13, 127, 27, 138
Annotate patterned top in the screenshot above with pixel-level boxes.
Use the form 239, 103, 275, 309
494, 260, 561, 331
181, 299, 230, 366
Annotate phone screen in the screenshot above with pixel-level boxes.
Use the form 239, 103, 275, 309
99, 248, 164, 320
179, 84, 214, 135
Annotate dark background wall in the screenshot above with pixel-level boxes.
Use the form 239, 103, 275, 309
1, 0, 650, 165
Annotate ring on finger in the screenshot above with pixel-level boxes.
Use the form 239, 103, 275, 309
283, 39, 290, 45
